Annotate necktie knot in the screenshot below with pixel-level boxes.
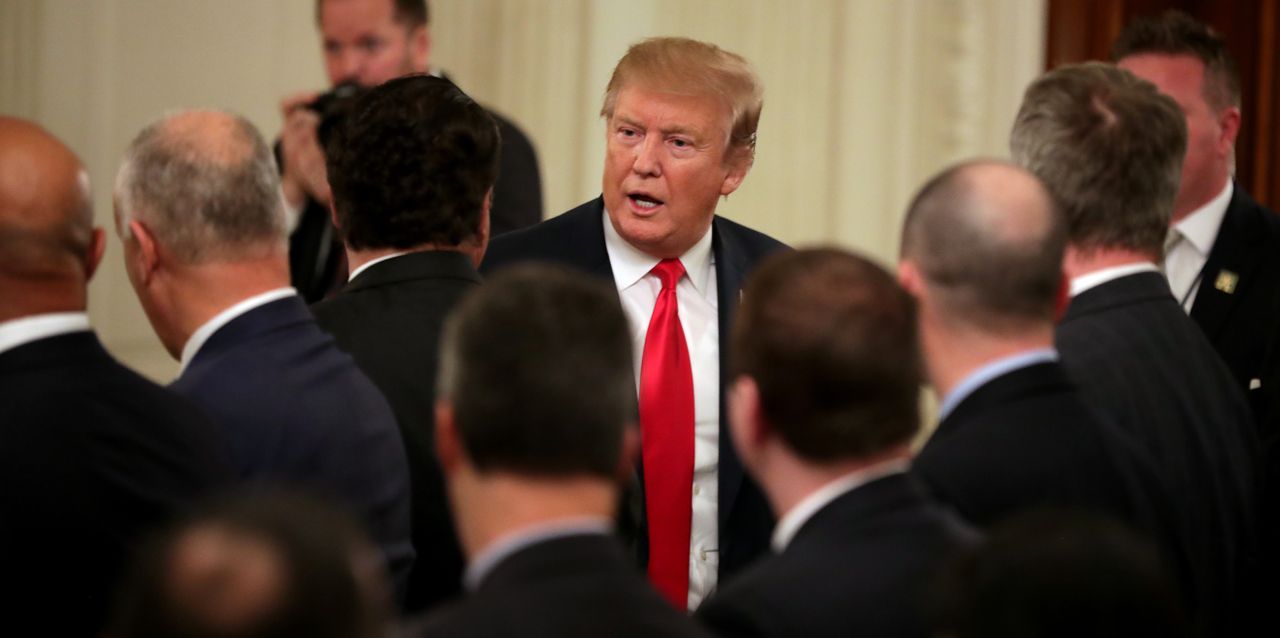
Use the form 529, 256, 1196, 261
651, 258, 686, 290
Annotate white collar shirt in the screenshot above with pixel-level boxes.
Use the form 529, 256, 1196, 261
603, 210, 719, 610
770, 458, 911, 552
179, 288, 297, 375
348, 251, 410, 282
0, 312, 92, 357
1165, 181, 1233, 312
1069, 262, 1160, 298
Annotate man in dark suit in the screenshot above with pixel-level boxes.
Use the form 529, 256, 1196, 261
0, 116, 230, 636
281, 0, 541, 301
311, 75, 495, 612
694, 248, 977, 638
1114, 13, 1280, 603
114, 109, 414, 600
483, 37, 787, 610
408, 265, 711, 638
1010, 62, 1260, 635
898, 159, 1186, 594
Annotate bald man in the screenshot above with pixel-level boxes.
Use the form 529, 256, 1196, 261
113, 110, 413, 602
0, 116, 230, 636
898, 161, 1184, 579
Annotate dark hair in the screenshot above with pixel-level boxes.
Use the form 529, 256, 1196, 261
1112, 10, 1240, 111
438, 264, 634, 477
1010, 62, 1186, 257
325, 74, 499, 250
901, 160, 1066, 330
111, 489, 391, 638
316, 0, 428, 28
732, 248, 921, 462
933, 510, 1188, 638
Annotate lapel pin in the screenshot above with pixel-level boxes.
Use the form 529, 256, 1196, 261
1214, 270, 1239, 294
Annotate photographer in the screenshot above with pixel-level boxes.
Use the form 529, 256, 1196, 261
280, 0, 542, 301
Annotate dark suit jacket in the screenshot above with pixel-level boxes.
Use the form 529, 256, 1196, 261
287, 105, 541, 303
1056, 271, 1260, 635
0, 331, 230, 637
696, 473, 978, 638
407, 533, 713, 638
1190, 186, 1280, 437
481, 197, 788, 586
914, 361, 1189, 594
312, 251, 481, 612
169, 296, 414, 597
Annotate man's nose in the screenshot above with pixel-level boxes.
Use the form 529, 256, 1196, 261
336, 50, 364, 84
633, 136, 662, 177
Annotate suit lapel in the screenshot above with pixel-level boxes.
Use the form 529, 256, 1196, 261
712, 217, 749, 527
1190, 188, 1266, 342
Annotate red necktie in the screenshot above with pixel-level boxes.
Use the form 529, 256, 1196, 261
639, 258, 695, 608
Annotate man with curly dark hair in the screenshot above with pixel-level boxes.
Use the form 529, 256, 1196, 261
312, 73, 499, 613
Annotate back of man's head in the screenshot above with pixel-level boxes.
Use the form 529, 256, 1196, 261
111, 489, 392, 638
1111, 10, 1239, 111
1010, 62, 1186, 257
438, 264, 633, 477
0, 116, 97, 314
732, 248, 921, 463
901, 160, 1065, 334
326, 75, 499, 252
115, 110, 286, 263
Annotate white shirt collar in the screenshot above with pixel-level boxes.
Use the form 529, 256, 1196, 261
463, 516, 612, 591
1069, 262, 1160, 297
770, 458, 911, 552
348, 251, 410, 282
1173, 181, 1233, 257
601, 209, 714, 296
938, 348, 1059, 421
179, 288, 297, 374
0, 312, 92, 357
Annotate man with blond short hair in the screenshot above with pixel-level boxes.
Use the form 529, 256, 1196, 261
483, 37, 787, 609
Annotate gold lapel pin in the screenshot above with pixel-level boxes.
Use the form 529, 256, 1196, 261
1214, 270, 1239, 294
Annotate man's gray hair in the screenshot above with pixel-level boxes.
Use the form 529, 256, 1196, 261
115, 109, 287, 262
1009, 62, 1186, 257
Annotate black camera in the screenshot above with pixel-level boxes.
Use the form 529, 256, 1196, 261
305, 81, 366, 148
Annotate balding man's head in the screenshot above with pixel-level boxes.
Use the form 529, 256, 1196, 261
115, 110, 286, 264
0, 116, 102, 317
900, 160, 1066, 334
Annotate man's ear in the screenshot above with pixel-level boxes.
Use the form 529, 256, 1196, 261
128, 219, 161, 285
1217, 105, 1242, 158
897, 259, 924, 297
85, 228, 106, 281
616, 425, 639, 485
410, 24, 431, 72
1053, 272, 1071, 322
728, 375, 770, 467
435, 399, 462, 477
719, 146, 753, 198
471, 190, 492, 268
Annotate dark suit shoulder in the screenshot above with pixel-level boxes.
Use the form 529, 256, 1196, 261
698, 475, 974, 638
481, 198, 606, 275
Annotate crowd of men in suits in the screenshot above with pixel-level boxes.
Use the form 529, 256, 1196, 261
1, 2, 1276, 637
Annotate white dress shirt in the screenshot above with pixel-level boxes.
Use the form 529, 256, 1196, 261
771, 458, 911, 552
0, 312, 92, 357
603, 211, 720, 610
348, 251, 410, 282
179, 288, 297, 374
1069, 262, 1160, 297
1165, 181, 1233, 312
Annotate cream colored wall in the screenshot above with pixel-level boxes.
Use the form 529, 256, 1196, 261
1, 0, 1043, 382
